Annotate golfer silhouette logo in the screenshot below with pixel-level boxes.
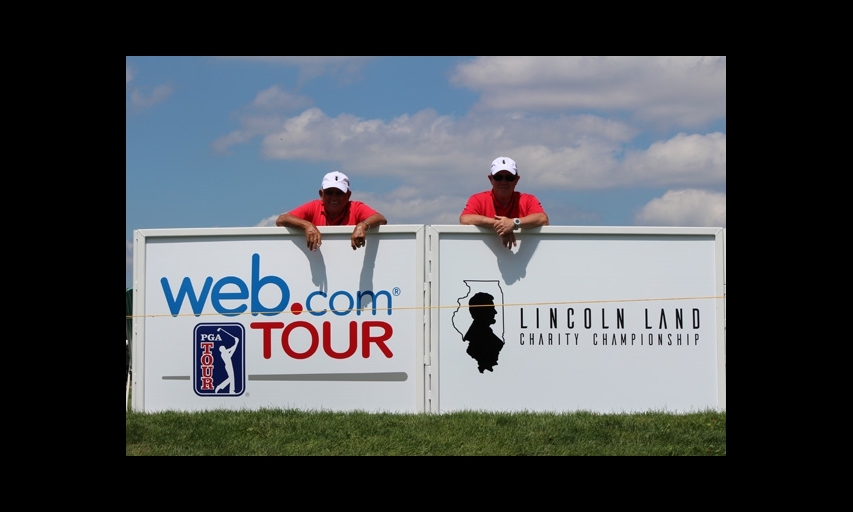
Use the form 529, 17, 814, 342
194, 323, 246, 396
463, 292, 505, 373
214, 329, 239, 393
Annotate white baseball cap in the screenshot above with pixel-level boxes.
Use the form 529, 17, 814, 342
321, 171, 350, 193
490, 157, 518, 175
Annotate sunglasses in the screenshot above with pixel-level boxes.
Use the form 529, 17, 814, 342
491, 174, 517, 182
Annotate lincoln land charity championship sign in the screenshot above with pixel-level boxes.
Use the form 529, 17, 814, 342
430, 225, 725, 414
131, 225, 725, 414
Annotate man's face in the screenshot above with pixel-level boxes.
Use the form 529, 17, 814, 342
320, 188, 350, 215
489, 171, 518, 192
471, 303, 497, 321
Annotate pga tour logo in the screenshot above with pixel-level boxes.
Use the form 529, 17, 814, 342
193, 323, 246, 396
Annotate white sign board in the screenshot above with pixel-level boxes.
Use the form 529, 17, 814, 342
132, 225, 725, 415
429, 226, 726, 414
132, 226, 426, 413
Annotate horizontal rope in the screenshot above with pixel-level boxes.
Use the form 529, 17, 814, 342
126, 295, 725, 319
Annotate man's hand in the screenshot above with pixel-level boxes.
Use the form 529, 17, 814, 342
500, 232, 517, 250
351, 223, 368, 250
305, 225, 322, 251
493, 216, 515, 236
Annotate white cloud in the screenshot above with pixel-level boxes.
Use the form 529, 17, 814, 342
126, 63, 173, 109
212, 131, 256, 154
450, 56, 726, 128
213, 113, 293, 154
256, 215, 278, 227
634, 189, 726, 227
250, 107, 722, 194
619, 132, 726, 188
130, 84, 173, 109
217, 56, 376, 85
262, 108, 631, 174
250, 86, 313, 111
215, 56, 725, 200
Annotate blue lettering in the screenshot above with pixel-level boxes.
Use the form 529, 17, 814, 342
251, 253, 289, 316
307, 291, 327, 316
357, 290, 392, 316
211, 276, 248, 317
161, 277, 213, 317
160, 253, 388, 318
330, 290, 354, 316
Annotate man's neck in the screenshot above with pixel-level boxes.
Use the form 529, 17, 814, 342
493, 190, 513, 206
325, 205, 348, 224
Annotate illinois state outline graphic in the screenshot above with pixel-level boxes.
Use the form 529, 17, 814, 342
451, 280, 506, 373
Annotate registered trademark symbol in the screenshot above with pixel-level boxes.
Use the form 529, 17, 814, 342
393, 287, 401, 296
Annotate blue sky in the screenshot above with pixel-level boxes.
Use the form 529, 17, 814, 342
126, 56, 726, 289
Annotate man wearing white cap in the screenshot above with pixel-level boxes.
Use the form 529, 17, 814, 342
460, 156, 549, 249
276, 171, 387, 251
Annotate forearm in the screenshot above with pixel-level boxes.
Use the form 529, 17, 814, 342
276, 213, 313, 230
279, 213, 323, 251
361, 213, 387, 229
460, 214, 496, 228
519, 212, 549, 228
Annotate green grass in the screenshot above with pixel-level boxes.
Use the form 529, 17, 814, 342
125, 408, 725, 456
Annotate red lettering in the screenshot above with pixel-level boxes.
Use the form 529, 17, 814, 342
323, 322, 357, 359
199, 342, 215, 389
250, 320, 394, 359
362, 321, 393, 358
250, 321, 284, 359
283, 321, 319, 359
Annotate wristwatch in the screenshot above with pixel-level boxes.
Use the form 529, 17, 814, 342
513, 218, 521, 230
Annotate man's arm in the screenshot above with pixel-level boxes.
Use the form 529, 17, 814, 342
227, 339, 239, 354
461, 214, 516, 249
492, 211, 550, 238
460, 214, 498, 228
519, 212, 549, 228
276, 213, 312, 229
362, 213, 388, 228
351, 212, 388, 250
517, 195, 549, 227
276, 213, 323, 252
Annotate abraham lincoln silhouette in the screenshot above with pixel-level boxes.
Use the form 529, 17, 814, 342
463, 292, 505, 373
